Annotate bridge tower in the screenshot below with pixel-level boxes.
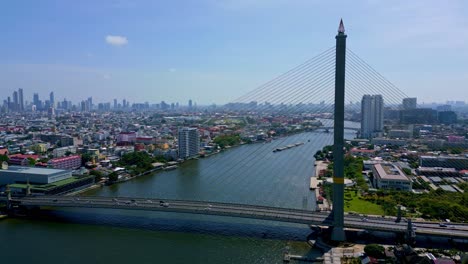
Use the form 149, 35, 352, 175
331, 19, 347, 241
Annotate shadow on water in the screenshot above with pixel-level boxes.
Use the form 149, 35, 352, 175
22, 208, 314, 242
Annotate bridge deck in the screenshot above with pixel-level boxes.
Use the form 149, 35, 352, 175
3, 196, 467, 239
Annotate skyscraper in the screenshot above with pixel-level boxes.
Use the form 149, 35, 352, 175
18, 88, 24, 112
33, 93, 40, 110
49, 92, 55, 108
178, 127, 200, 159
361, 94, 384, 139
12, 91, 19, 111
402, 98, 417, 110
188, 99, 193, 109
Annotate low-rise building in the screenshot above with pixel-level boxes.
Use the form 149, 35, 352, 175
53, 146, 77, 158
420, 155, 468, 170
47, 155, 81, 170
0, 165, 72, 185
372, 163, 412, 191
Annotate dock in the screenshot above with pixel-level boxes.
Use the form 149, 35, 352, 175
283, 253, 323, 263
310, 177, 318, 190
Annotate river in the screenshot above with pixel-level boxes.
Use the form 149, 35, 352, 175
0, 122, 359, 264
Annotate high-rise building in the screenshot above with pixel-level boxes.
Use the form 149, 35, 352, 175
361, 94, 384, 139
188, 99, 193, 109
18, 88, 24, 112
402, 98, 417, 110
178, 127, 200, 159
33, 93, 40, 110
113, 99, 117, 109
12, 91, 19, 111
49, 92, 55, 108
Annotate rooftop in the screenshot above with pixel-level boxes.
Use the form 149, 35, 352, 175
374, 163, 409, 181
0, 166, 68, 176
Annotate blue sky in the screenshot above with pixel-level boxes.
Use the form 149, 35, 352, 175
1, 0, 467, 105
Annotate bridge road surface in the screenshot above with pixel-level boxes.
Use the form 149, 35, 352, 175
2, 196, 468, 239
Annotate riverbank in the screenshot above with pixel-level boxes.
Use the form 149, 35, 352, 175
314, 160, 331, 212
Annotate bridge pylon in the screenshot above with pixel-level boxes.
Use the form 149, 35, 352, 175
331, 19, 347, 242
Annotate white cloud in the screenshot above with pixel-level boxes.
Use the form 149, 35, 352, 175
169, 68, 176, 73
105, 35, 128, 46
103, 74, 111, 80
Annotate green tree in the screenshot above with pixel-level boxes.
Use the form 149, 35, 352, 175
27, 157, 36, 166
108, 172, 119, 182
364, 244, 385, 258
90, 170, 103, 181
0, 154, 8, 163
81, 153, 93, 166
402, 168, 412, 176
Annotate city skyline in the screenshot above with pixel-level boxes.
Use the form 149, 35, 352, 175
1, 1, 468, 104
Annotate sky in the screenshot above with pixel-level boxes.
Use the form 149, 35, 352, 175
1, 0, 468, 105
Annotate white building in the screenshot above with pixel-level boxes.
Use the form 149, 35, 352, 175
53, 146, 77, 158
372, 163, 412, 191
361, 94, 384, 139
178, 127, 200, 159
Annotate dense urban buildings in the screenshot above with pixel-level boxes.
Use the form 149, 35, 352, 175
360, 94, 384, 139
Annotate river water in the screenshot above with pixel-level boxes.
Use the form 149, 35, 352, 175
0, 122, 358, 264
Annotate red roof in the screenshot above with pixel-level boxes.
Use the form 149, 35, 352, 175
9, 154, 39, 160
49, 155, 81, 163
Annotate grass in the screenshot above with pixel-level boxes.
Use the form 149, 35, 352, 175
344, 189, 385, 215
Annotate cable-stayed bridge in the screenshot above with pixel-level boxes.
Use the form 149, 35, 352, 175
2, 196, 468, 239
2, 21, 467, 242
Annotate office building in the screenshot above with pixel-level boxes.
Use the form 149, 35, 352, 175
402, 98, 417, 110
360, 94, 384, 139
438, 111, 457, 125
49, 91, 55, 108
372, 163, 411, 191
18, 88, 24, 112
13, 91, 19, 111
399, 108, 437, 124
178, 127, 200, 159
33, 93, 41, 110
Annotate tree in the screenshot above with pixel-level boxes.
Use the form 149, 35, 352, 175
0, 155, 8, 163
81, 153, 93, 166
27, 157, 36, 166
108, 172, 119, 182
364, 244, 385, 258
90, 170, 103, 182
65, 151, 72, 156
402, 168, 412, 176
